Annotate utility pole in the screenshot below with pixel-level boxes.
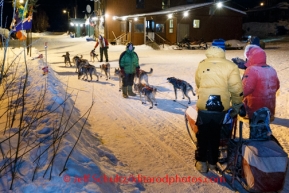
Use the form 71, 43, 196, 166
74, 0, 77, 18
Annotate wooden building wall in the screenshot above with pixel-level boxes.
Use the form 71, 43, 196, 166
104, 0, 244, 45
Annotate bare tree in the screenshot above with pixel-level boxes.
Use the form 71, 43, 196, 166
32, 9, 50, 32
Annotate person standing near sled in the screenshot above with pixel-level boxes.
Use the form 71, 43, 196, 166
242, 45, 280, 122
93, 35, 109, 62
119, 42, 140, 98
194, 46, 243, 173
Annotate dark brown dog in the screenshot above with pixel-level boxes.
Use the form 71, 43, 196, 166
167, 77, 196, 104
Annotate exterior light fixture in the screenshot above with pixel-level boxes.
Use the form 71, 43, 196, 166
217, 2, 223, 8
112, 16, 117, 20
260, 2, 264, 6
134, 17, 138, 21
183, 11, 188, 17
122, 16, 127, 20
168, 14, 172, 19
70, 22, 74, 26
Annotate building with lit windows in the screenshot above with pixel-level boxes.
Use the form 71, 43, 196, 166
93, 0, 246, 45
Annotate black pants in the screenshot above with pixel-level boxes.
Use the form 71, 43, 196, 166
99, 47, 108, 61
122, 73, 135, 87
195, 111, 226, 165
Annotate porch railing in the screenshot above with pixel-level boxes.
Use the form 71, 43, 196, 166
154, 33, 172, 48
112, 31, 127, 45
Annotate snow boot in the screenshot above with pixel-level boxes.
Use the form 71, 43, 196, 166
195, 161, 208, 173
122, 86, 128, 98
127, 86, 136, 96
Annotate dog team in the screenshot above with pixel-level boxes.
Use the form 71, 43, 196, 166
61, 41, 196, 109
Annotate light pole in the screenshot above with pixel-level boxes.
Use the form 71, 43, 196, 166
63, 9, 70, 31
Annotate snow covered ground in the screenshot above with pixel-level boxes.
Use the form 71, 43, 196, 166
0, 33, 289, 193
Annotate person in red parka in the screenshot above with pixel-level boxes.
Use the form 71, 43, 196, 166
94, 35, 109, 62
242, 45, 280, 121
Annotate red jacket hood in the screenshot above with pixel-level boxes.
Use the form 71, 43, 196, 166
245, 46, 267, 67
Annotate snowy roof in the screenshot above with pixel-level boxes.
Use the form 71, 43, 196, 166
115, 2, 246, 19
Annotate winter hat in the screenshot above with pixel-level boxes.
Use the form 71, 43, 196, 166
205, 46, 225, 59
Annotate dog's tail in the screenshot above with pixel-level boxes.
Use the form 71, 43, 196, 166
147, 68, 153, 75
189, 84, 196, 96
93, 67, 100, 80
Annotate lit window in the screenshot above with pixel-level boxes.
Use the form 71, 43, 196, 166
193, 20, 200, 28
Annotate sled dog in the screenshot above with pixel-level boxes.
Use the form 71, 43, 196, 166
62, 52, 72, 67
90, 50, 99, 62
135, 68, 153, 85
134, 83, 157, 109
73, 55, 89, 73
115, 67, 153, 91
167, 77, 196, 104
78, 64, 99, 82
114, 68, 122, 91
100, 63, 111, 80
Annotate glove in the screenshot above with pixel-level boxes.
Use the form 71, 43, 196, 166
231, 57, 247, 70
120, 69, 125, 78
136, 67, 140, 78
229, 103, 243, 118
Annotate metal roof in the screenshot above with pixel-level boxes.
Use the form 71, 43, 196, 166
115, 2, 246, 19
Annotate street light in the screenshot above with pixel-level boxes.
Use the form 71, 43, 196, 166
63, 9, 70, 31
63, 10, 70, 20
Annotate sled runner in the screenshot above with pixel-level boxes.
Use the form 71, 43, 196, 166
185, 106, 288, 193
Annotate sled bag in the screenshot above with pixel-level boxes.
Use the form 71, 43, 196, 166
185, 105, 198, 133
242, 140, 288, 192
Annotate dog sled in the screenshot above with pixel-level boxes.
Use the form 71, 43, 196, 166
185, 106, 288, 193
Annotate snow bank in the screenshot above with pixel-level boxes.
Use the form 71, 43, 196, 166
0, 48, 141, 193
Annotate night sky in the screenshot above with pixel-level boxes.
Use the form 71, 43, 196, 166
2, 0, 262, 31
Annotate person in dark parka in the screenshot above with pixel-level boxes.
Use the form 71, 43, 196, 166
119, 42, 140, 98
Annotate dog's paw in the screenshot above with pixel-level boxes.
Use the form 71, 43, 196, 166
182, 97, 185, 99
149, 107, 153, 109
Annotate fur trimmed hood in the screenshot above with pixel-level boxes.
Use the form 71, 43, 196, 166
205, 46, 225, 59
244, 45, 266, 67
